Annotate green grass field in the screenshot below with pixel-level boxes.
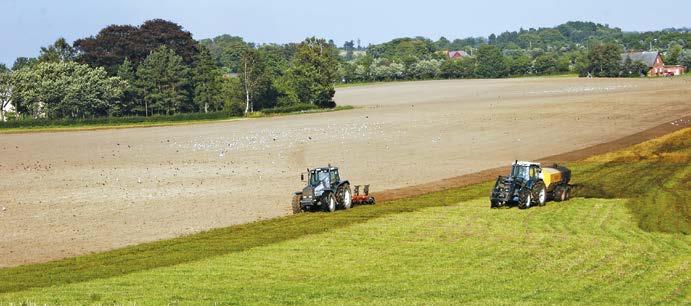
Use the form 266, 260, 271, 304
0, 128, 688, 304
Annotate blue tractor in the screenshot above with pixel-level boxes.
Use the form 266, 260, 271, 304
292, 165, 352, 213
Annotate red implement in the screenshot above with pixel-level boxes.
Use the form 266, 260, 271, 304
352, 185, 376, 205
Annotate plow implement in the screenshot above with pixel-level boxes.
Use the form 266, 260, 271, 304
352, 185, 375, 205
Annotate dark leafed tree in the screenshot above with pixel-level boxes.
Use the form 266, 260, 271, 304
136, 46, 190, 116
138, 19, 198, 65
74, 19, 198, 73
73, 25, 141, 73
192, 47, 223, 113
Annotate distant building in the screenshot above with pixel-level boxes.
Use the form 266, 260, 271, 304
621, 51, 686, 76
447, 50, 469, 59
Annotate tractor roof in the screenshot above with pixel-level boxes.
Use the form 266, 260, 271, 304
312, 166, 338, 171
514, 161, 541, 167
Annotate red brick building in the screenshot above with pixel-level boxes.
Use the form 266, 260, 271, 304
621, 51, 686, 76
447, 50, 469, 59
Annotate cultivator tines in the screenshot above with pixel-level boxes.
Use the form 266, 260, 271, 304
352, 184, 376, 205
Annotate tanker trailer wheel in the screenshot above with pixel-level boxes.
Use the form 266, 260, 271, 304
292, 194, 304, 214
564, 186, 572, 201
322, 192, 337, 213
533, 181, 547, 206
518, 191, 531, 209
340, 184, 352, 210
554, 185, 566, 202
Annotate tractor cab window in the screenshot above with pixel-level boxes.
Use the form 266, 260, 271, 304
330, 169, 340, 184
529, 166, 540, 179
511, 165, 530, 180
310, 169, 330, 187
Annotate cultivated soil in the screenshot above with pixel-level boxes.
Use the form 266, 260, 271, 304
0, 77, 689, 267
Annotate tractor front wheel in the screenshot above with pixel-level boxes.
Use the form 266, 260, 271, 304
322, 192, 336, 212
292, 194, 303, 214
518, 191, 531, 209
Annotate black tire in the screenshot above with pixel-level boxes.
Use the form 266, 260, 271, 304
533, 181, 547, 206
554, 185, 566, 202
490, 200, 500, 208
292, 194, 303, 214
518, 190, 531, 209
564, 186, 572, 201
368, 197, 376, 205
339, 184, 352, 209
322, 192, 336, 212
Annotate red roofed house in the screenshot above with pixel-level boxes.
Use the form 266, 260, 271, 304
447, 50, 469, 59
621, 51, 686, 76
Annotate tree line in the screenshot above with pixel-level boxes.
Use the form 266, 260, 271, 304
1, 20, 689, 122
337, 21, 689, 82
0, 19, 339, 121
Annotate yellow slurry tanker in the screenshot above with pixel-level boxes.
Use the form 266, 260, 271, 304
490, 161, 572, 209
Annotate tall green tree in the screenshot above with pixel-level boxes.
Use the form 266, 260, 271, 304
279, 37, 339, 108
114, 58, 139, 116
507, 54, 532, 75
38, 38, 76, 63
620, 57, 647, 77
192, 47, 223, 113
0, 70, 12, 121
534, 52, 558, 74
11, 62, 124, 118
199, 35, 252, 73
475, 45, 508, 78
136, 46, 190, 116
665, 44, 683, 65
239, 48, 263, 114
587, 43, 623, 77
12, 57, 38, 71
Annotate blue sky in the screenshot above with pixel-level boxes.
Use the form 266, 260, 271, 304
1, 0, 689, 66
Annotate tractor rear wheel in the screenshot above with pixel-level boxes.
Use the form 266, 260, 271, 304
564, 186, 572, 201
292, 195, 303, 214
322, 192, 336, 212
340, 184, 352, 209
534, 181, 546, 206
554, 186, 566, 202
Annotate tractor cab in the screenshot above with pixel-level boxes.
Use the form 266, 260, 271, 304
306, 167, 340, 189
509, 162, 542, 182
